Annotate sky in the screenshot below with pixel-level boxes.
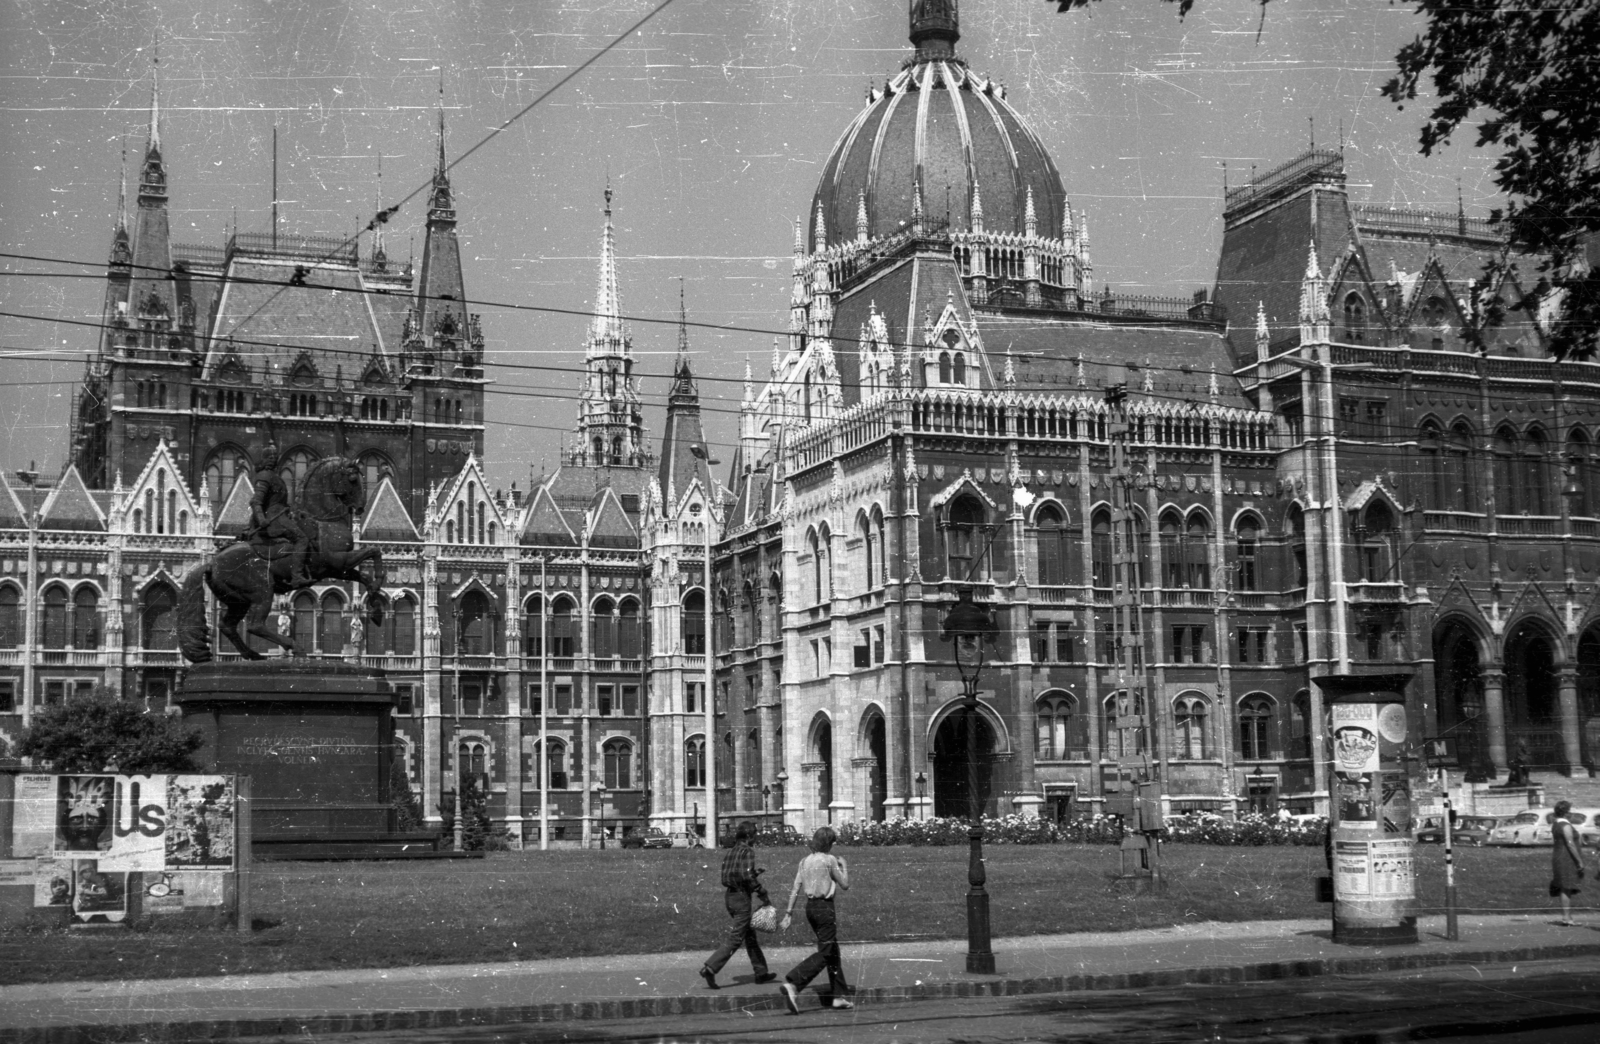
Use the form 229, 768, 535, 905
0, 0, 1500, 494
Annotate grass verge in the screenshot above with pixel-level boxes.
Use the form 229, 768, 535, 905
0, 842, 1577, 985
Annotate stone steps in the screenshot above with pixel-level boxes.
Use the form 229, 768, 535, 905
1529, 770, 1600, 808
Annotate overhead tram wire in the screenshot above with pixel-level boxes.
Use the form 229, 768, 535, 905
3, 302, 1589, 446
207, 0, 683, 339
0, 252, 1430, 395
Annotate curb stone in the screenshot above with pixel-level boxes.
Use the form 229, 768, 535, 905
6, 942, 1600, 1044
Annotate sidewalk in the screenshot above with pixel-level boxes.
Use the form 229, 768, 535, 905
5, 914, 1600, 1044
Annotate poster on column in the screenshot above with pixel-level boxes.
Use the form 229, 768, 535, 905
1335, 772, 1377, 827
53, 775, 116, 856
1369, 839, 1416, 899
1334, 841, 1370, 897
1332, 704, 1381, 774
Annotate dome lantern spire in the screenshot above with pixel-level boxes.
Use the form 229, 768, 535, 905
910, 0, 960, 61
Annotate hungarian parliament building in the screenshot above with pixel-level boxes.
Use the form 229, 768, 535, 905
3, 2, 1598, 844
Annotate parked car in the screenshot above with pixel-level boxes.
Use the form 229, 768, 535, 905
669, 831, 704, 849
1415, 815, 1500, 846
1487, 808, 1555, 846
1487, 807, 1600, 846
639, 828, 673, 850
620, 830, 645, 849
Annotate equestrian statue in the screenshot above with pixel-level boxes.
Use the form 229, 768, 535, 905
177, 445, 388, 662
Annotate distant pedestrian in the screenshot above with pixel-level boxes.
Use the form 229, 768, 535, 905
699, 821, 775, 989
778, 826, 855, 1014
1550, 800, 1586, 926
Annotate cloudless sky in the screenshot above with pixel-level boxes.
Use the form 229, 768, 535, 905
0, 0, 1498, 494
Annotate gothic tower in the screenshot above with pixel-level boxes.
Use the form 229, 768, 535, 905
569, 187, 648, 468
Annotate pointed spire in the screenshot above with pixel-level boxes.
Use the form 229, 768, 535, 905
772, 336, 782, 377
1304, 239, 1321, 282
1255, 301, 1270, 360
1062, 196, 1075, 246
970, 180, 984, 234
856, 191, 869, 244
147, 54, 161, 153
676, 278, 690, 361
813, 198, 826, 252
1024, 185, 1037, 238
912, 183, 924, 235
1208, 364, 1219, 402
1003, 349, 1015, 390
116, 140, 128, 232
590, 183, 624, 347
793, 214, 803, 257
427, 78, 454, 221
743, 356, 755, 406
1076, 352, 1086, 388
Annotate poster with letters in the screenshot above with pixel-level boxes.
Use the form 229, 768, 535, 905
99, 775, 169, 872
1331, 704, 1381, 775
13, 774, 58, 857
165, 775, 237, 870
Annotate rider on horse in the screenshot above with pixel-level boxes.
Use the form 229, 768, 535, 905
247, 444, 312, 588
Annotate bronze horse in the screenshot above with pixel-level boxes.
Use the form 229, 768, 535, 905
178, 456, 388, 662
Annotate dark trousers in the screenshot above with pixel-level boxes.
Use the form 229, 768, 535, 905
705, 889, 768, 976
786, 896, 848, 993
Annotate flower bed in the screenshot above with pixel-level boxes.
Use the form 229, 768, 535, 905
813, 813, 1327, 847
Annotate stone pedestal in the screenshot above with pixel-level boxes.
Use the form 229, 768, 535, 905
177, 660, 434, 857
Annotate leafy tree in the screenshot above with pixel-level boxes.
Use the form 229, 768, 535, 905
18, 689, 203, 774
1383, 0, 1600, 359
1045, 0, 1599, 357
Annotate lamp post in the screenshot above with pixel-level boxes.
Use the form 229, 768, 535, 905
915, 772, 927, 820
940, 584, 999, 975
762, 784, 771, 829
774, 769, 788, 832
591, 780, 607, 850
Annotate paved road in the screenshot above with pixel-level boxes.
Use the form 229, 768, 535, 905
233, 956, 1600, 1043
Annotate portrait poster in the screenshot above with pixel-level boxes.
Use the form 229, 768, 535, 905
71, 860, 127, 924
54, 775, 115, 857
12, 774, 57, 857
99, 774, 169, 872
165, 775, 237, 870
1335, 771, 1377, 827
32, 858, 74, 908
1331, 704, 1380, 775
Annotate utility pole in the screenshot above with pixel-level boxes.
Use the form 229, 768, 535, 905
1106, 385, 1162, 892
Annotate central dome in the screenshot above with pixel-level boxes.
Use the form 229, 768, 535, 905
809, 1, 1067, 252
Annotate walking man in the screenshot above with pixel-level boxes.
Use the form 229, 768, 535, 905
778, 826, 855, 1013
700, 821, 775, 989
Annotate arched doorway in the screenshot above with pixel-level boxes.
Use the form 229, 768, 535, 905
813, 718, 834, 821
1579, 629, 1600, 770
1504, 620, 1562, 769
864, 713, 887, 822
932, 705, 997, 819
1433, 619, 1490, 780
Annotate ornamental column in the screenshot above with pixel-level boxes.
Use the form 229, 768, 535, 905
1559, 666, 1583, 773
1481, 667, 1508, 773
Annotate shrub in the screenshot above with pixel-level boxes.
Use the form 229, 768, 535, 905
389, 758, 423, 833
18, 688, 203, 773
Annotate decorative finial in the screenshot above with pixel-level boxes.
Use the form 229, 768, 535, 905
1003, 349, 1015, 390
856, 191, 869, 244
970, 179, 984, 233
912, 183, 924, 235
1208, 364, 1219, 402
813, 198, 826, 251
1024, 185, 1037, 238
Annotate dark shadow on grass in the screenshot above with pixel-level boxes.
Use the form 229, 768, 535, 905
251, 917, 283, 931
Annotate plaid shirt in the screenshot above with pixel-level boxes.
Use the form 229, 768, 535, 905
720, 841, 765, 897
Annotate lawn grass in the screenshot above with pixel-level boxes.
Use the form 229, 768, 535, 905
0, 843, 1575, 986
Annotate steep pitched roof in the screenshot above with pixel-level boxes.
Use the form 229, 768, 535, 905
214, 473, 256, 535
38, 465, 106, 531
0, 480, 28, 528
519, 483, 577, 546
587, 487, 639, 549
358, 475, 419, 542
124, 442, 201, 528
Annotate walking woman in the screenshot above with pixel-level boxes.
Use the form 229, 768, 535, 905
778, 826, 855, 1013
1551, 800, 1586, 926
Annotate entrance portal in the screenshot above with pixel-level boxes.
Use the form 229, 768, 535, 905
866, 714, 887, 821
932, 706, 996, 818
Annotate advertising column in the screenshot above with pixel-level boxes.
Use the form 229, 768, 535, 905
1314, 673, 1417, 944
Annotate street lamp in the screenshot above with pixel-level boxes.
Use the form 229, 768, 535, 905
915, 772, 927, 819
761, 784, 771, 828
591, 780, 607, 850
774, 770, 788, 832
940, 584, 1000, 975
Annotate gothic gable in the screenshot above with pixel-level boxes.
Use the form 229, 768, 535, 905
214, 473, 256, 536
519, 484, 577, 547
588, 487, 639, 550
359, 475, 420, 543
40, 464, 107, 532
431, 456, 506, 545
